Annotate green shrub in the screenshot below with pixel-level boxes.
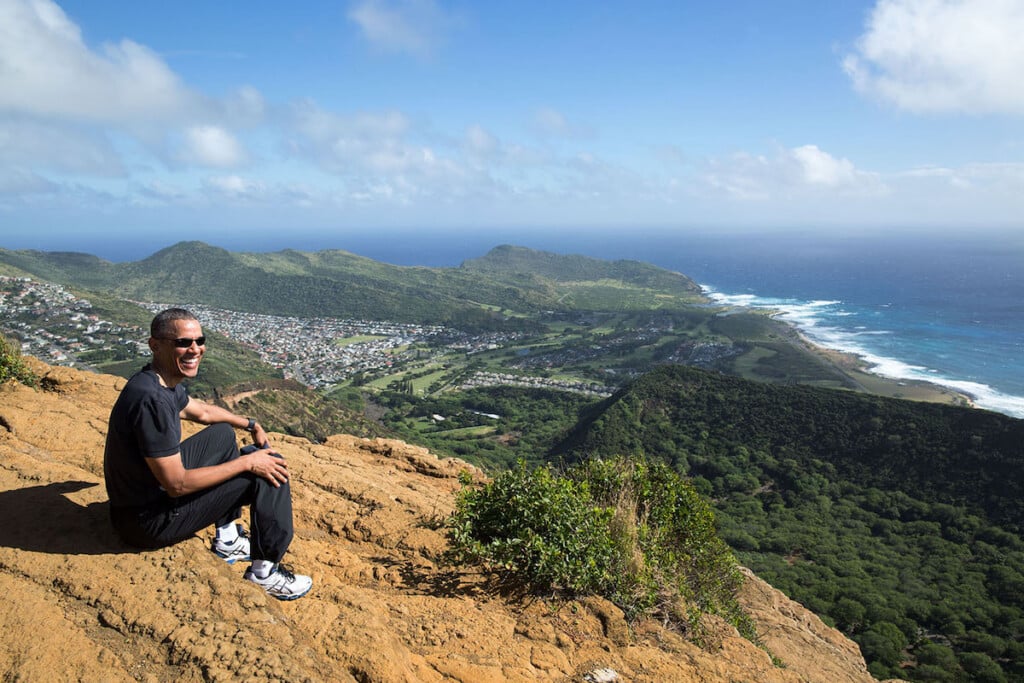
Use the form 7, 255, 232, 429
958, 652, 1008, 683
577, 458, 754, 640
0, 335, 37, 387
447, 461, 619, 594
447, 457, 755, 644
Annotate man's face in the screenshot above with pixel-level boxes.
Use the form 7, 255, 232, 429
149, 318, 205, 384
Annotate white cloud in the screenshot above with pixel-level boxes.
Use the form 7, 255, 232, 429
180, 125, 247, 168
0, 119, 124, 175
844, 0, 1024, 114
348, 0, 457, 59
561, 153, 653, 201
0, 0, 268, 187
958, 162, 1024, 192
286, 100, 639, 207
222, 86, 267, 128
288, 100, 455, 180
534, 108, 570, 136
702, 152, 775, 201
205, 174, 264, 199
792, 145, 862, 187
290, 101, 409, 152
900, 161, 1024, 192
136, 180, 188, 204
701, 145, 885, 200
0, 0, 202, 122
284, 102, 473, 203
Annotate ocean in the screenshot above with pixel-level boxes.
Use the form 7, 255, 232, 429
649, 232, 1024, 420
328, 229, 1024, 420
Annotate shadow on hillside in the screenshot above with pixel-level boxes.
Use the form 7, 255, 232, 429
398, 560, 541, 604
0, 480, 131, 555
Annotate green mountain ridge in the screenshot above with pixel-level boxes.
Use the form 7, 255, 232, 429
462, 243, 702, 289
0, 241, 705, 330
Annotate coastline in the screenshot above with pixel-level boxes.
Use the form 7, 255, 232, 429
781, 322, 976, 409
701, 286, 995, 413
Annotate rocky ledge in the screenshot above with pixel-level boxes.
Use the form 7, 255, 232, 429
0, 359, 882, 682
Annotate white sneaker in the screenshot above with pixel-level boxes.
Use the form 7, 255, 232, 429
211, 525, 250, 564
243, 564, 312, 601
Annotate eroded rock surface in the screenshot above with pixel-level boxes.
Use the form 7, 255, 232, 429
0, 360, 881, 682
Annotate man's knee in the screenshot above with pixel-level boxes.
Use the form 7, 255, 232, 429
207, 422, 237, 443
254, 475, 291, 498
180, 422, 241, 468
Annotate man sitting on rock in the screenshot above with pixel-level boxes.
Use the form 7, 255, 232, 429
103, 307, 312, 600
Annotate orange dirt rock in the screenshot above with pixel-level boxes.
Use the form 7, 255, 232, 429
0, 360, 884, 682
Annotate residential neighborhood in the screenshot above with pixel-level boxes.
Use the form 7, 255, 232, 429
1, 276, 609, 397
141, 301, 452, 388
0, 276, 148, 365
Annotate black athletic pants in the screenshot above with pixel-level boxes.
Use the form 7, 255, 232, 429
110, 423, 294, 562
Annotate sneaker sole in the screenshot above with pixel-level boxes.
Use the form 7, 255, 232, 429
243, 568, 312, 601
270, 585, 311, 601
245, 576, 313, 600
212, 550, 251, 564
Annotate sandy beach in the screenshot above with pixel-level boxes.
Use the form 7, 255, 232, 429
787, 326, 975, 409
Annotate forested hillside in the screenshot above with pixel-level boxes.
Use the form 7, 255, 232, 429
555, 365, 1024, 681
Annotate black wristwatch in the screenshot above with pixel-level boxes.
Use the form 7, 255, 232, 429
246, 417, 257, 432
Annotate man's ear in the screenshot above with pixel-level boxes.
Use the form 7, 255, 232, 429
147, 337, 158, 354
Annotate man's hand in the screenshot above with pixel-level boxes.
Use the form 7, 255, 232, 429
244, 447, 289, 487
251, 423, 271, 449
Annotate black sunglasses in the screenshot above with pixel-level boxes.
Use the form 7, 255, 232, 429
162, 336, 206, 348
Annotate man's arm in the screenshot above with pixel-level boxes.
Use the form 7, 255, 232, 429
146, 447, 289, 498
180, 397, 269, 447
147, 397, 284, 497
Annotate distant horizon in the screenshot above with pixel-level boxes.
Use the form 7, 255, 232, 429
5, 223, 1023, 268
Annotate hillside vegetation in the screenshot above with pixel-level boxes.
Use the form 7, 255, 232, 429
555, 365, 1024, 681
0, 242, 704, 330
449, 458, 757, 646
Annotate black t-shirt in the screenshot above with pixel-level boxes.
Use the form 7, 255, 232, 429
103, 365, 189, 508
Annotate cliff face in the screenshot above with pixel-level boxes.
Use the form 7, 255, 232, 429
0, 360, 878, 683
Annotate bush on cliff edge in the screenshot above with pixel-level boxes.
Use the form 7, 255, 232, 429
0, 335, 37, 387
447, 457, 756, 645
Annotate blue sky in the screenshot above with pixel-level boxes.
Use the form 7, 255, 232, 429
1, 0, 1023, 258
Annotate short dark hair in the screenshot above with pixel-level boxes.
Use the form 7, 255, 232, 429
150, 308, 198, 339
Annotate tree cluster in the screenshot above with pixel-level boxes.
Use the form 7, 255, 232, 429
557, 365, 1024, 681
